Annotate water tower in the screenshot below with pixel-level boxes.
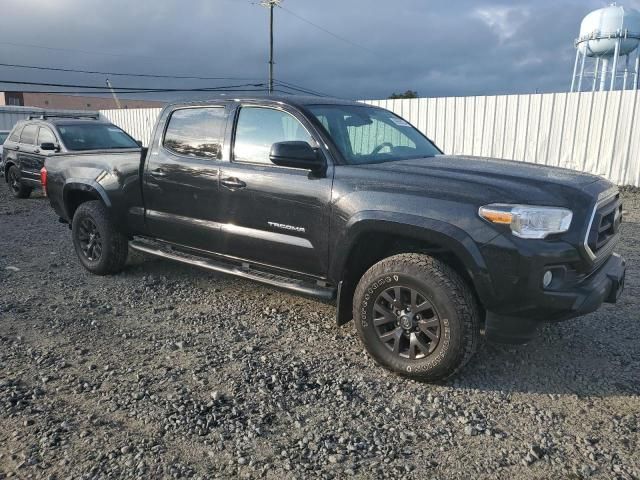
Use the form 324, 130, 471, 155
570, 3, 640, 92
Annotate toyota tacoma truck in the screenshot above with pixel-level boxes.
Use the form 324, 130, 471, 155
42, 96, 626, 381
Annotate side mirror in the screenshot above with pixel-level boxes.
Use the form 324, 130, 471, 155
270, 141, 324, 171
40, 142, 59, 152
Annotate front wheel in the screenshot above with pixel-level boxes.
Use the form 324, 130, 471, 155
353, 253, 480, 381
7, 165, 32, 199
72, 201, 128, 275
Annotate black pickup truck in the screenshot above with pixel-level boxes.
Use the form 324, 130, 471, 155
43, 96, 626, 381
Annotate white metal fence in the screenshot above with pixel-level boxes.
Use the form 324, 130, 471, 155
100, 108, 161, 147
99, 91, 640, 187
364, 91, 640, 187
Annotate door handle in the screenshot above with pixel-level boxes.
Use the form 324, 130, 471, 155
15, 146, 20, 151
34, 149, 40, 154
150, 168, 167, 178
221, 177, 246, 190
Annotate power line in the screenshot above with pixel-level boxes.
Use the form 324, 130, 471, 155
0, 78, 266, 92
0, 62, 260, 81
277, 4, 377, 56
0, 61, 331, 97
0, 41, 165, 61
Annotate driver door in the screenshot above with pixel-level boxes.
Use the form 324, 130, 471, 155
216, 104, 333, 278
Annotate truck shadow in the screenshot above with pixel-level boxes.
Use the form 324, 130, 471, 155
450, 306, 639, 396
126, 255, 638, 398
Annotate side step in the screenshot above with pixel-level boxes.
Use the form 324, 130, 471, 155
129, 240, 336, 300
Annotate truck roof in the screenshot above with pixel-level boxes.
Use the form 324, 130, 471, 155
167, 94, 366, 109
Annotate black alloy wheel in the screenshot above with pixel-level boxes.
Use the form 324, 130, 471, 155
77, 217, 103, 262
373, 286, 442, 360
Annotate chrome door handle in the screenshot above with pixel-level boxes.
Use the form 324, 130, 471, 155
221, 177, 246, 189
151, 168, 167, 177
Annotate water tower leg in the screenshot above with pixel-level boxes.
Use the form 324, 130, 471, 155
635, 51, 640, 90
570, 50, 580, 92
577, 51, 587, 92
600, 58, 609, 91
623, 55, 630, 90
610, 39, 621, 91
592, 58, 600, 92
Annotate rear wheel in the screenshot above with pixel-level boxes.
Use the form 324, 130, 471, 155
7, 165, 32, 198
72, 201, 128, 275
353, 253, 480, 381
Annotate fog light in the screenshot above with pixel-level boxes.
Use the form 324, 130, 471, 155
542, 270, 553, 288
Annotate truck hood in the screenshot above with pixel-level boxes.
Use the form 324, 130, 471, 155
355, 154, 605, 206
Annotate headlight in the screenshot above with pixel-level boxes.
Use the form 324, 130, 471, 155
479, 204, 573, 239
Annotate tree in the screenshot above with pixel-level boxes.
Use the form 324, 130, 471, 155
389, 90, 418, 99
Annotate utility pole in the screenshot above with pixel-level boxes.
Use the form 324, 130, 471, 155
105, 79, 122, 109
261, 0, 281, 94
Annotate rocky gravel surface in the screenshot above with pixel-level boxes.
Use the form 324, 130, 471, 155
0, 185, 638, 479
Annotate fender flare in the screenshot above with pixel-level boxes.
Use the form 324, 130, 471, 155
330, 210, 495, 306
62, 179, 112, 219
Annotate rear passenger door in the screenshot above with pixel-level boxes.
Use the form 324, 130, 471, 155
17, 124, 41, 184
144, 105, 228, 252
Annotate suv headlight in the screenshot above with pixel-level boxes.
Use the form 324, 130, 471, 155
479, 204, 573, 239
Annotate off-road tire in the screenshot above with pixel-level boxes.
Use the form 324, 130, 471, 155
353, 253, 480, 381
7, 165, 32, 199
72, 200, 128, 275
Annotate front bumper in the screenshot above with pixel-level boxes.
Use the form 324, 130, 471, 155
484, 252, 626, 344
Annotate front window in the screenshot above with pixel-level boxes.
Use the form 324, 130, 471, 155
57, 123, 139, 151
234, 106, 313, 165
307, 105, 440, 165
37, 127, 56, 145
0, 132, 9, 144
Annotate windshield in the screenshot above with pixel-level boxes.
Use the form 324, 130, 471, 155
57, 123, 139, 151
0, 132, 8, 144
307, 105, 440, 165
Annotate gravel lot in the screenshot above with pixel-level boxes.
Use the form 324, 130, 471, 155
0, 185, 638, 480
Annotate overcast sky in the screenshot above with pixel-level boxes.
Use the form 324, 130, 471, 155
1, 0, 638, 101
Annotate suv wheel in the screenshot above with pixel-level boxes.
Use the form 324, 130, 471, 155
7, 165, 32, 198
353, 253, 480, 381
72, 200, 128, 275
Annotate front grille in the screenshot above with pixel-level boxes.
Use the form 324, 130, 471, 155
585, 193, 622, 260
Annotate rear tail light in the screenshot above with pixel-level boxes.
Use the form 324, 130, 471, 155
40, 166, 48, 196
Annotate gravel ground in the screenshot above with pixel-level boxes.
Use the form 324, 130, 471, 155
0, 185, 638, 480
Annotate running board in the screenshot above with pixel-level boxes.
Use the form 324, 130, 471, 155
129, 240, 336, 300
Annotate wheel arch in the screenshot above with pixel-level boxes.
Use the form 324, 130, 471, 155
332, 212, 493, 325
63, 180, 112, 221
4, 161, 16, 182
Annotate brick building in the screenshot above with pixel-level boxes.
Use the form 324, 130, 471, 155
0, 91, 165, 110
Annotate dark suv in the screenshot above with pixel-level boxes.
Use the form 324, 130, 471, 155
2, 116, 138, 198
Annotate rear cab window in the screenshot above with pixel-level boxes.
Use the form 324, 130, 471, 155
163, 107, 226, 159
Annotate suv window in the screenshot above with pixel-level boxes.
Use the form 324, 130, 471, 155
38, 127, 56, 145
234, 107, 313, 165
163, 107, 226, 159
20, 124, 38, 145
8, 125, 23, 142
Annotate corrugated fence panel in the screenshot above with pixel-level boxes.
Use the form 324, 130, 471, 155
100, 108, 162, 147
91, 92, 640, 186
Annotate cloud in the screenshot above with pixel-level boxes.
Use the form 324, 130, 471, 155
0, 0, 606, 100
473, 5, 531, 41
